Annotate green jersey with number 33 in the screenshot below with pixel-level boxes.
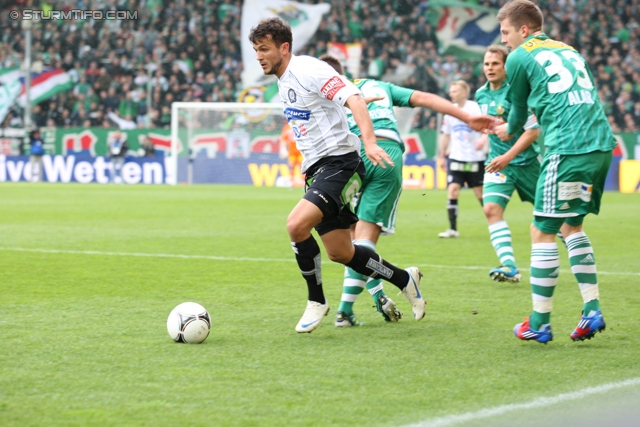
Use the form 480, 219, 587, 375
504, 32, 616, 155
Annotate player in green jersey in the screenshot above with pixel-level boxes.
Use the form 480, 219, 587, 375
495, 0, 616, 343
319, 54, 496, 326
476, 44, 540, 284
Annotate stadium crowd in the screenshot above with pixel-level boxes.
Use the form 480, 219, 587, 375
0, 0, 639, 132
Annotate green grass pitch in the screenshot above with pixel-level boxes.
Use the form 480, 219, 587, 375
1, 183, 639, 427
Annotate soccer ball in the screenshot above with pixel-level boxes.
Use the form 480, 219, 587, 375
166, 302, 211, 344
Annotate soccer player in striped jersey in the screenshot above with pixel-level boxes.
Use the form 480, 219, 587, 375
319, 54, 498, 326
476, 45, 541, 284
437, 80, 487, 239
495, 0, 616, 343
250, 18, 432, 333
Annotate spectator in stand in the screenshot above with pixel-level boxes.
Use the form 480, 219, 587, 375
95, 68, 113, 93
633, 102, 640, 127
108, 111, 138, 130
103, 88, 120, 113
88, 101, 102, 126
60, 109, 72, 128
45, 100, 62, 127
0, 0, 636, 132
73, 74, 91, 98
623, 113, 637, 132
32, 105, 48, 128
119, 92, 138, 118
85, 61, 100, 85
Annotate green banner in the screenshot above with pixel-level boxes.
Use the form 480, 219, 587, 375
47, 128, 171, 156
45, 127, 639, 160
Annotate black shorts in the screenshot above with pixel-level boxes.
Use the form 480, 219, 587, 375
447, 159, 484, 188
303, 151, 365, 235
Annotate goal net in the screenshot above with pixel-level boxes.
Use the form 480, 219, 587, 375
169, 102, 420, 186
169, 102, 286, 185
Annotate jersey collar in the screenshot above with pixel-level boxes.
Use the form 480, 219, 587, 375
526, 31, 547, 42
484, 80, 507, 92
279, 54, 296, 80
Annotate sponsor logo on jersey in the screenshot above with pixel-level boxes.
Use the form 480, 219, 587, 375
558, 181, 592, 202
284, 108, 311, 121
484, 171, 507, 183
452, 123, 472, 133
321, 76, 346, 100
581, 183, 593, 201
288, 89, 297, 103
292, 124, 308, 138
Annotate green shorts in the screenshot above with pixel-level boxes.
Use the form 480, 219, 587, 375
355, 140, 404, 236
532, 150, 612, 234
482, 159, 540, 209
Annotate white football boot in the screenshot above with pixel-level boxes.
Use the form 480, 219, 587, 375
401, 267, 426, 320
295, 300, 330, 333
438, 229, 460, 238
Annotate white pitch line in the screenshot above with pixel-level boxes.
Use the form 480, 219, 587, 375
403, 377, 640, 427
0, 247, 293, 263
0, 247, 638, 276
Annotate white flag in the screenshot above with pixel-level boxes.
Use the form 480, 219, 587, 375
430, 0, 500, 58
241, 0, 331, 87
0, 67, 22, 124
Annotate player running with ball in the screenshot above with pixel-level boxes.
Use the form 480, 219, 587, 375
250, 18, 435, 333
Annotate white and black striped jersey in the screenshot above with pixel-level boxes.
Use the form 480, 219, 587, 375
441, 100, 486, 163
277, 55, 362, 172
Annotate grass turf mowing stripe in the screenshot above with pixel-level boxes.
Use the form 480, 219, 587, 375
1, 246, 639, 276
404, 377, 640, 427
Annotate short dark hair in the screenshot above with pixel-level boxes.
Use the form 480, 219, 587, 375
318, 54, 344, 75
485, 45, 509, 64
248, 17, 293, 50
497, 0, 544, 32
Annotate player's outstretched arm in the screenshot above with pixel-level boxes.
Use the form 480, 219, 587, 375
409, 91, 497, 132
364, 96, 384, 104
485, 128, 539, 173
345, 94, 394, 168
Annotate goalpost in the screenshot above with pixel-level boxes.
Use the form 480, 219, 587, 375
169, 102, 419, 185
169, 102, 285, 185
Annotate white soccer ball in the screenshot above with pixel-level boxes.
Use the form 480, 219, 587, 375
167, 302, 211, 344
